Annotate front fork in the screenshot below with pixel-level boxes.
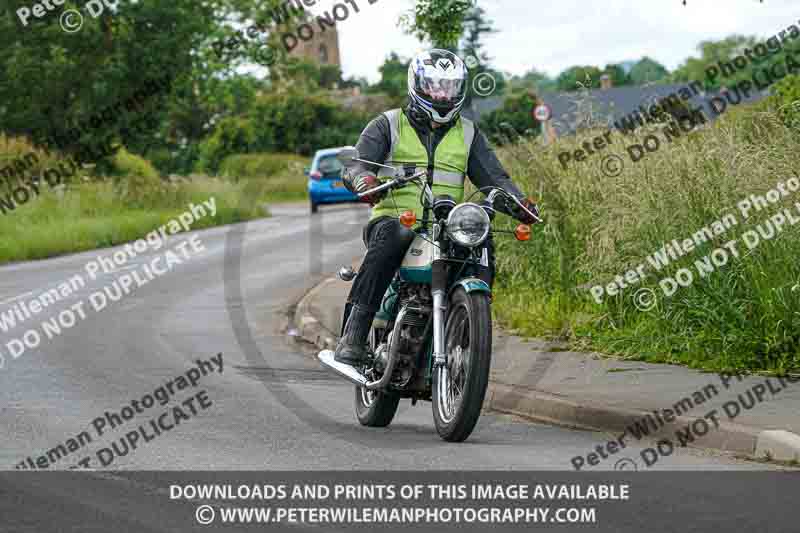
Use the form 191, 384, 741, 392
432, 286, 447, 368
431, 224, 448, 368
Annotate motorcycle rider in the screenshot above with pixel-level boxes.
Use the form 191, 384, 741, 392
335, 49, 540, 366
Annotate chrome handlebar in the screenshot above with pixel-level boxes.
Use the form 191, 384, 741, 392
485, 187, 543, 224
356, 169, 542, 224
356, 170, 429, 199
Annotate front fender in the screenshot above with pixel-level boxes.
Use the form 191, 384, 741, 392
450, 277, 491, 297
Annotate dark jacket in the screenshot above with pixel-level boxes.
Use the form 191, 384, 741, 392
349, 106, 526, 204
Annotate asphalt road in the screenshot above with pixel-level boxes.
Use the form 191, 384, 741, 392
0, 203, 778, 472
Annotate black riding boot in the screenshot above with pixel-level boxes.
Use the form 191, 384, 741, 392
333, 304, 375, 366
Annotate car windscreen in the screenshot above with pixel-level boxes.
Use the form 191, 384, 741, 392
317, 156, 343, 178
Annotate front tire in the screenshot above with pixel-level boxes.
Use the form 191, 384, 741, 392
310, 200, 319, 214
354, 327, 400, 427
432, 287, 492, 442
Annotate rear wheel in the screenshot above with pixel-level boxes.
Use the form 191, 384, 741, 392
310, 200, 319, 214
354, 327, 400, 427
432, 287, 492, 442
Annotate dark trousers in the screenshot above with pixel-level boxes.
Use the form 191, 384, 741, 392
342, 216, 495, 332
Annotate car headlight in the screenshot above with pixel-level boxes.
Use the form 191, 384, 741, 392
446, 203, 491, 248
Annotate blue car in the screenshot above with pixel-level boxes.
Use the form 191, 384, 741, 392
306, 148, 358, 214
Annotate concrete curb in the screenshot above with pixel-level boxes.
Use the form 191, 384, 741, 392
293, 278, 340, 351
293, 277, 800, 464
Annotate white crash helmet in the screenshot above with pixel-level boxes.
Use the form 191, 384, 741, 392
408, 49, 468, 124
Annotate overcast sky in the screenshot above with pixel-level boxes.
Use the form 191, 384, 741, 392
300, 0, 798, 83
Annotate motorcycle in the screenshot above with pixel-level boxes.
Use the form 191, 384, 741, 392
317, 147, 541, 442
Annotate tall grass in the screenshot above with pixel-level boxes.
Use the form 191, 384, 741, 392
0, 136, 280, 264
493, 102, 800, 373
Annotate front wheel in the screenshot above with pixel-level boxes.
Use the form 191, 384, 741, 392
354, 327, 400, 427
432, 287, 492, 442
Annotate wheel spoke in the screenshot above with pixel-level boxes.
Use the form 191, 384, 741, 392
437, 301, 473, 424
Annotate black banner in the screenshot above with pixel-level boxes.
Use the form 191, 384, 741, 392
1, 471, 796, 532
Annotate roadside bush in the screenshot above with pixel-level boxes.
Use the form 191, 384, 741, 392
0, 134, 63, 192
492, 102, 800, 373
196, 116, 257, 174
219, 152, 309, 200
479, 90, 541, 146
763, 74, 800, 130
251, 91, 368, 154
110, 148, 164, 206
195, 92, 368, 175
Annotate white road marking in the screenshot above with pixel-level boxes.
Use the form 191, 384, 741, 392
0, 291, 36, 306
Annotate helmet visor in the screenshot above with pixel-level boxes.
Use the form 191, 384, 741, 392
417, 74, 465, 104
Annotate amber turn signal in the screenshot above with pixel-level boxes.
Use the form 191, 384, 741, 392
399, 210, 417, 228
514, 224, 532, 241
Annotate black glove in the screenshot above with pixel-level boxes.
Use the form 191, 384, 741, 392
512, 197, 541, 225
343, 170, 386, 205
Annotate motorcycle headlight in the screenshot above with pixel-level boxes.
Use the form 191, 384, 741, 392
446, 203, 491, 248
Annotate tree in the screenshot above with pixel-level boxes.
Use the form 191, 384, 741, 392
370, 53, 409, 100
671, 36, 753, 87
460, 5, 495, 62
510, 68, 557, 93
400, 0, 474, 49
555, 65, 603, 91
670, 34, 800, 90
0, 0, 288, 173
628, 57, 669, 85
459, 5, 501, 104
603, 63, 631, 87
279, 58, 342, 91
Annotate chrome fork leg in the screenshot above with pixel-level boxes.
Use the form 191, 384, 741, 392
432, 289, 446, 367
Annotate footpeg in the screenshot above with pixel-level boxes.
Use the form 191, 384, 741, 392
318, 350, 368, 386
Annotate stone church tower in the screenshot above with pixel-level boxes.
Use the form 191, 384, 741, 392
288, 24, 341, 67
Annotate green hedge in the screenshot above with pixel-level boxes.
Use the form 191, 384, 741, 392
219, 152, 306, 181
479, 90, 541, 146
196, 92, 369, 174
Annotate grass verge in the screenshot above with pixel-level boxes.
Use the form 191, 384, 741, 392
0, 178, 267, 264
492, 101, 800, 373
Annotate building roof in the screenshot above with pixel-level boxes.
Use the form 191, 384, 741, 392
465, 83, 768, 137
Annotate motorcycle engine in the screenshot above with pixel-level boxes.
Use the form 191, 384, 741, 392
388, 284, 432, 387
